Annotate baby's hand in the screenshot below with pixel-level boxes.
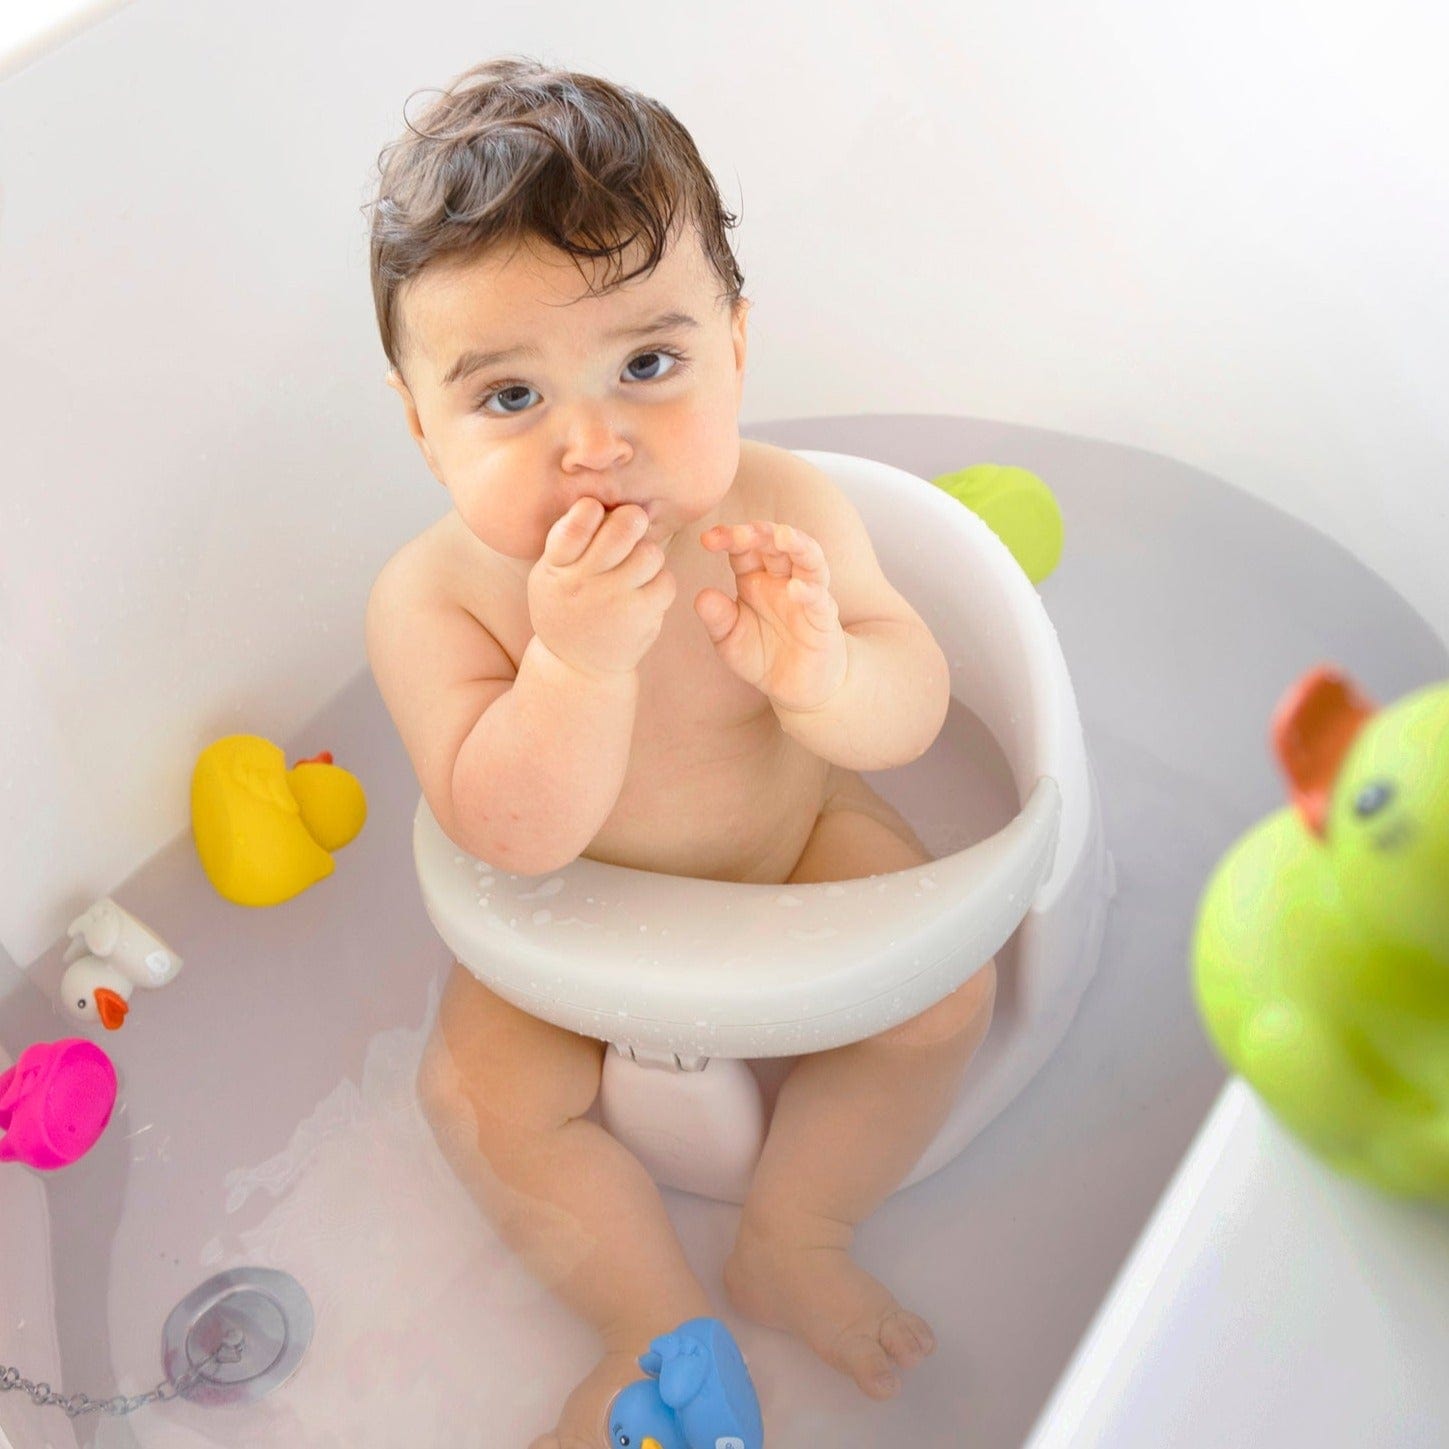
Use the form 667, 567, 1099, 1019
528, 499, 676, 680
696, 521, 848, 712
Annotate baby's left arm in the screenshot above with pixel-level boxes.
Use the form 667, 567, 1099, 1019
694, 455, 951, 771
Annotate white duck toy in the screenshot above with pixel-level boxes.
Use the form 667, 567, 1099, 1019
60, 897, 183, 1031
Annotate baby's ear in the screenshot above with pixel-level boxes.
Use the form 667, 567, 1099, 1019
385, 369, 444, 483
729, 294, 749, 331
730, 299, 750, 394
384, 368, 412, 414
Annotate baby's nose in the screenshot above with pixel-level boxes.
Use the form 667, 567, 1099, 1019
560, 419, 632, 475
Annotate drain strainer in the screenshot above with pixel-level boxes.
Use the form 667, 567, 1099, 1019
162, 1268, 313, 1406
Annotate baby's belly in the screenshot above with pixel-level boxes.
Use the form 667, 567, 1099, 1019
582, 719, 833, 885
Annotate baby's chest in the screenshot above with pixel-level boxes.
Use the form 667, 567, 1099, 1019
630, 633, 781, 783
594, 636, 828, 878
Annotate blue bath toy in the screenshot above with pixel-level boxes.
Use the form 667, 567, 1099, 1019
609, 1316, 763, 1449
609, 1380, 689, 1449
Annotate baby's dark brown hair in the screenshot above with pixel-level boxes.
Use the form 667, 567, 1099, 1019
364, 55, 747, 384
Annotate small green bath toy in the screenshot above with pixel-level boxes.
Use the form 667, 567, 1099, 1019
931, 463, 1064, 584
1192, 666, 1449, 1201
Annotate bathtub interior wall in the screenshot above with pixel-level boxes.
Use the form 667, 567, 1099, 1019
3, 411, 1448, 1447
0, 966, 90, 1449
0, 1161, 67, 1449
5, 0, 1449, 973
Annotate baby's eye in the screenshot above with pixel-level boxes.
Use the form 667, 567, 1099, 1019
623, 349, 680, 382
476, 349, 686, 416
480, 384, 537, 417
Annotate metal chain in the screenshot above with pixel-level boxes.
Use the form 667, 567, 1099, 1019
0, 1328, 244, 1419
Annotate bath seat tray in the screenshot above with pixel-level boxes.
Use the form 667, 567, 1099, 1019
413, 774, 1059, 1059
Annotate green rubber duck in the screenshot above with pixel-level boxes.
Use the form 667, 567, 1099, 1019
1192, 666, 1449, 1202
931, 464, 1064, 585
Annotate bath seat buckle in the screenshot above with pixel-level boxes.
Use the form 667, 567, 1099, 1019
617, 1043, 710, 1073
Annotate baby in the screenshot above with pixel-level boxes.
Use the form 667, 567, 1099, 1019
364, 56, 997, 1449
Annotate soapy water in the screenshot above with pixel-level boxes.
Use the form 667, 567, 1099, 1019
133, 983, 585, 1447
114, 985, 870, 1447
517, 877, 567, 901
91, 700, 1037, 1443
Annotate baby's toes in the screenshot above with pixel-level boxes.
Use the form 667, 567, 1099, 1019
832, 1329, 903, 1400
880, 1308, 936, 1370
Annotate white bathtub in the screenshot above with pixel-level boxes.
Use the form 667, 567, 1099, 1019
4, 408, 1445, 1446
5, 5, 1449, 1441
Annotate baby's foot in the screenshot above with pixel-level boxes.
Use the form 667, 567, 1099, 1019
723, 1212, 936, 1401
528, 1348, 648, 1449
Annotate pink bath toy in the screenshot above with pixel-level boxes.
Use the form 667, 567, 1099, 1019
0, 1039, 118, 1170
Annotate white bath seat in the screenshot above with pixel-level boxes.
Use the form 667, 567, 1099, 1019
414, 449, 1114, 1203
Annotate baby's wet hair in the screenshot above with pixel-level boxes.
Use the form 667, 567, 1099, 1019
363, 55, 747, 382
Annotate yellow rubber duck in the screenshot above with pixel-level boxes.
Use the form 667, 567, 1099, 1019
190, 735, 367, 906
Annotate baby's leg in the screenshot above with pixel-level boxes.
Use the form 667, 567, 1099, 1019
418, 963, 712, 1449
725, 775, 996, 1400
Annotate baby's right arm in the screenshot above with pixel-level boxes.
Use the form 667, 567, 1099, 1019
365, 500, 675, 874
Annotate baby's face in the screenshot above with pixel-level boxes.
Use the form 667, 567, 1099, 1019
388, 226, 749, 569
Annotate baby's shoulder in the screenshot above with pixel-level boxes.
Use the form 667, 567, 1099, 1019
370, 511, 496, 604
367, 517, 449, 622
365, 515, 509, 664
739, 437, 863, 541
737, 438, 839, 521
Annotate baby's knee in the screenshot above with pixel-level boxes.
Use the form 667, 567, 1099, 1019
875, 959, 997, 1049
415, 1028, 468, 1131
415, 1030, 497, 1174
415, 993, 604, 1147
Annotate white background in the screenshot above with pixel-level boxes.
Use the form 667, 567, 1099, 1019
2, 0, 1447, 965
